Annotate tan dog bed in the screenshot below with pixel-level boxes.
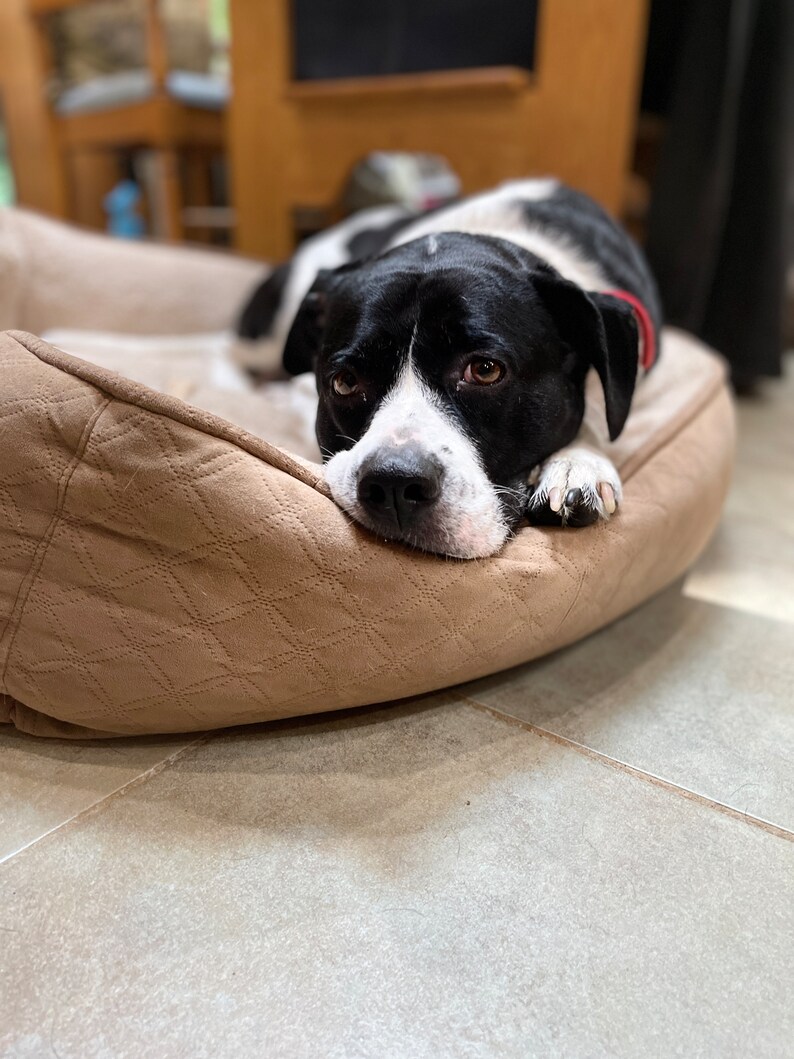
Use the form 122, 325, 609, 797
0, 209, 735, 738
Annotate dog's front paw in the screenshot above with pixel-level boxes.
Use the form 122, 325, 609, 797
527, 447, 621, 527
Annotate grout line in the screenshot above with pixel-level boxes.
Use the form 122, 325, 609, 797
0, 734, 212, 868
459, 695, 794, 844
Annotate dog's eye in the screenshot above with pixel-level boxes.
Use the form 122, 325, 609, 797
332, 369, 361, 396
463, 357, 506, 386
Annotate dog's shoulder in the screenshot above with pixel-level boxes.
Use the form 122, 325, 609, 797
515, 183, 663, 334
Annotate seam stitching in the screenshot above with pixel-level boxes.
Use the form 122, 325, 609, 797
10, 330, 329, 495
0, 397, 111, 691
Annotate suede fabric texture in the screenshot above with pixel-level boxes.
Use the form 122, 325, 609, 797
0, 209, 736, 738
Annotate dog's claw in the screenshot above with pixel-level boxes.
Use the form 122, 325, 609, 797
599, 482, 617, 514
548, 487, 563, 512
528, 489, 601, 528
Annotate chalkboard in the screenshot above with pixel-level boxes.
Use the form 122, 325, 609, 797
292, 0, 538, 81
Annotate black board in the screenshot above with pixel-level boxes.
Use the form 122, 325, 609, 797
292, 0, 538, 81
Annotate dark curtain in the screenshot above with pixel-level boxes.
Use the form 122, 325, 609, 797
645, 0, 793, 386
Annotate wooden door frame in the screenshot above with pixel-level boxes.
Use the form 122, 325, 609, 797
229, 0, 649, 261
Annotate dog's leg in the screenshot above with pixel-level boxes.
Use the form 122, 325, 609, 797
527, 444, 622, 527
526, 378, 628, 528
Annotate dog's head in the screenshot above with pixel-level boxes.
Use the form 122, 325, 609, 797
284, 233, 638, 558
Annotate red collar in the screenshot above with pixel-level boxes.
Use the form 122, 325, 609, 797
605, 289, 657, 371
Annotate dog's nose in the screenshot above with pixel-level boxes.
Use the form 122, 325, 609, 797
357, 448, 443, 531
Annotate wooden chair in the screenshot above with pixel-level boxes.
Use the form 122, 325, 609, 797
22, 0, 226, 239
229, 0, 649, 261
0, 0, 68, 217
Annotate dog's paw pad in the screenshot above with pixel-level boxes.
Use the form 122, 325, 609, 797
528, 450, 621, 528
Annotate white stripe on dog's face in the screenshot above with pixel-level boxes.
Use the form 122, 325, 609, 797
323, 357, 510, 558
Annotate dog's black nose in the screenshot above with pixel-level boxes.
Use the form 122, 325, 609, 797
357, 448, 443, 531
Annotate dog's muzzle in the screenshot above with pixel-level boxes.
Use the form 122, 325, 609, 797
356, 445, 444, 534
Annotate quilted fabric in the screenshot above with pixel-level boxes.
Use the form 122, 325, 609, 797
0, 327, 734, 738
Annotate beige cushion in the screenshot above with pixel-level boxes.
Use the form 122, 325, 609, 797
0, 327, 734, 738
0, 207, 263, 336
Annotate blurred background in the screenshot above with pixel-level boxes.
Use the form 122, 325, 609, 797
0, 0, 791, 385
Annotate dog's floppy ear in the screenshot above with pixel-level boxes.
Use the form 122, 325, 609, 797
282, 262, 365, 376
282, 270, 336, 376
588, 291, 640, 440
534, 271, 639, 441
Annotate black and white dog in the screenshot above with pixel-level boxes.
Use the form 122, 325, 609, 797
237, 179, 661, 559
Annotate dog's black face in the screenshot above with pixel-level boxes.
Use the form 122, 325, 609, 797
284, 233, 638, 558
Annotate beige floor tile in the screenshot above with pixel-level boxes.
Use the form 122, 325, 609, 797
461, 586, 794, 831
724, 457, 794, 529
1, 699, 792, 1059
0, 728, 199, 863
734, 365, 794, 470
684, 516, 794, 624
684, 382, 794, 625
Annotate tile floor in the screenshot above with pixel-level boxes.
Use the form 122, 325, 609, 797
1, 359, 793, 1058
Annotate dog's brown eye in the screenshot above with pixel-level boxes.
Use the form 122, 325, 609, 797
463, 357, 505, 385
332, 369, 361, 396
